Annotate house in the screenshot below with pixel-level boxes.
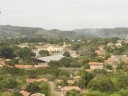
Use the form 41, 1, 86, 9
15, 65, 33, 69
26, 78, 48, 83
88, 62, 103, 69
85, 69, 94, 72
61, 86, 81, 96
69, 50, 79, 57
34, 64, 49, 68
95, 50, 105, 56
73, 76, 80, 82
0, 58, 5, 66
54, 79, 63, 84
104, 55, 128, 65
20, 90, 31, 96
104, 58, 118, 65
115, 43, 122, 48
107, 42, 113, 47
15, 64, 49, 69
18, 43, 29, 48
31, 93, 45, 96
26, 79, 37, 83
98, 45, 105, 51
37, 78, 48, 82
67, 80, 75, 85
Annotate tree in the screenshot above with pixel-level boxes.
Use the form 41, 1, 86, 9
86, 91, 107, 96
88, 78, 116, 93
0, 46, 15, 59
118, 89, 128, 96
48, 61, 60, 68
117, 76, 128, 89
71, 43, 81, 51
3, 77, 19, 89
59, 57, 72, 67
26, 82, 50, 96
77, 72, 93, 88
67, 90, 82, 96
26, 82, 40, 93
39, 50, 49, 57
15, 47, 35, 59
84, 63, 90, 69
5, 59, 19, 67
104, 52, 111, 60
63, 51, 70, 57
1, 92, 13, 96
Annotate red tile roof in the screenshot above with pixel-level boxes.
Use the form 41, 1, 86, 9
20, 90, 31, 96
15, 65, 33, 69
26, 79, 37, 83
89, 62, 103, 65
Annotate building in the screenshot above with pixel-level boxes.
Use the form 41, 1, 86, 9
61, 86, 81, 96
73, 76, 80, 82
88, 62, 103, 69
95, 50, 105, 56
104, 55, 128, 65
115, 43, 122, 48
15, 64, 49, 69
37, 54, 65, 63
67, 80, 75, 85
26, 79, 37, 83
15, 65, 33, 69
20, 90, 31, 96
35, 42, 67, 53
107, 42, 114, 47
26, 78, 48, 83
37, 78, 48, 82
31, 93, 45, 96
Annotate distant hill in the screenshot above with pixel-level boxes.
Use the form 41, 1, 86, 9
1, 25, 128, 40
0, 25, 79, 40
74, 27, 128, 39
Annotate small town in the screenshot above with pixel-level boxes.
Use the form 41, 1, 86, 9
0, 37, 127, 96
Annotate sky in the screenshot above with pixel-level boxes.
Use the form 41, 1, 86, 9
0, 0, 128, 30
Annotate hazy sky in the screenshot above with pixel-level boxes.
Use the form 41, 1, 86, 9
0, 0, 128, 30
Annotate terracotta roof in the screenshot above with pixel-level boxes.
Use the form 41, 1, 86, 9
20, 90, 31, 96
73, 76, 80, 80
27, 78, 48, 83
95, 50, 105, 56
67, 80, 75, 84
15, 65, 33, 69
89, 62, 103, 65
0, 58, 5, 65
26, 79, 37, 83
61, 86, 81, 91
34, 65, 49, 68
31, 93, 45, 96
55, 79, 63, 83
85, 69, 94, 72
37, 78, 48, 82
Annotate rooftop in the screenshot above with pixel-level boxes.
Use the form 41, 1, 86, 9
31, 93, 45, 96
20, 90, 31, 96
89, 62, 103, 65
37, 54, 64, 62
61, 86, 81, 91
